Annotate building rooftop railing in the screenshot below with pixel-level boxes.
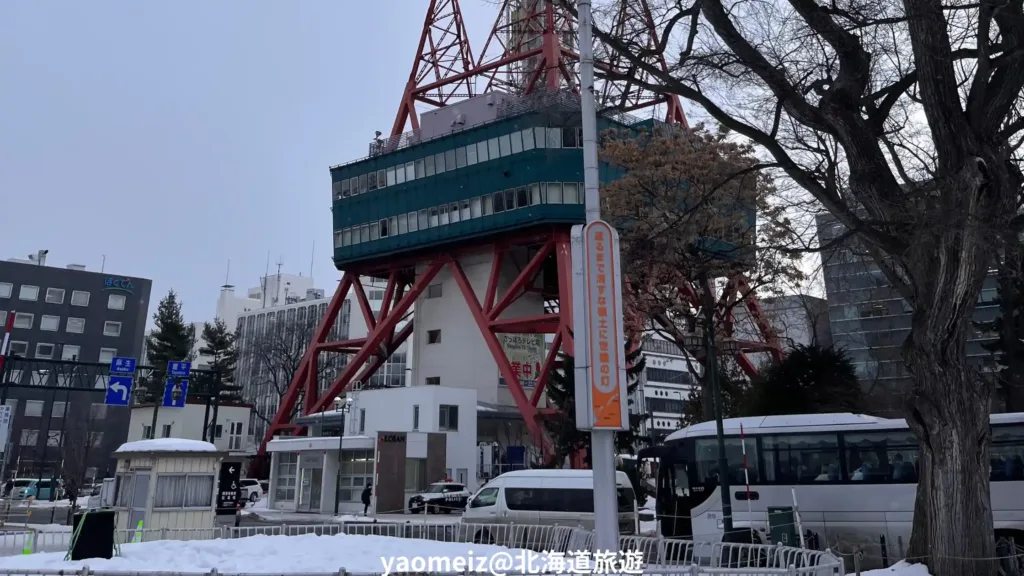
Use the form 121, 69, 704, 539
331, 89, 658, 172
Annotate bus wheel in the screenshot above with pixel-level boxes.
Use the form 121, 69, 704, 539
473, 529, 494, 545
722, 529, 768, 568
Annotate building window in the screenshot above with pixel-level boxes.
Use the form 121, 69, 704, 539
99, 348, 117, 364
40, 315, 60, 331
0, 311, 6, 326
338, 449, 374, 502
61, 345, 80, 361
161, 424, 172, 438
103, 321, 122, 337
439, 405, 459, 431
405, 458, 429, 492
66, 317, 85, 333
108, 294, 126, 310
46, 430, 62, 446
427, 330, 441, 344
13, 312, 33, 329
359, 409, 366, 434
153, 474, 215, 508
215, 424, 223, 438
24, 400, 43, 417
0, 283, 11, 298
427, 284, 442, 299
229, 422, 243, 450
90, 404, 108, 420
20, 429, 38, 447
8, 341, 28, 357
70, 291, 90, 307
45, 288, 65, 304
19, 285, 39, 301
51, 402, 67, 418
275, 453, 298, 501
143, 425, 154, 440
35, 343, 55, 359
425, 377, 441, 386
413, 405, 419, 430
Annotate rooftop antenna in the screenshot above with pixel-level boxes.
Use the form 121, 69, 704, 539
101, 255, 107, 273
261, 251, 270, 309
309, 240, 315, 280
273, 256, 284, 304
222, 259, 232, 288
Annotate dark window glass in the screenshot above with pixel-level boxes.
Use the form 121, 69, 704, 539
341, 179, 350, 198
516, 187, 529, 208
503, 487, 634, 513
504, 190, 516, 210
695, 438, 759, 485
493, 192, 505, 213
762, 434, 841, 483
991, 425, 1024, 481
445, 149, 457, 171
845, 431, 918, 483
563, 127, 579, 148
368, 172, 377, 191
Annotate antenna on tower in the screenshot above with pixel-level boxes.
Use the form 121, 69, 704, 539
273, 256, 284, 305
261, 251, 271, 308
223, 259, 231, 288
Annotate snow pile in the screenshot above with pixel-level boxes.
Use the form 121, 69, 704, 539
116, 438, 218, 454
0, 532, 525, 573
850, 562, 931, 576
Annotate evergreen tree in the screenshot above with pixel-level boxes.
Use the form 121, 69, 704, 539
545, 341, 648, 468
750, 345, 863, 415
142, 290, 196, 402
199, 318, 242, 402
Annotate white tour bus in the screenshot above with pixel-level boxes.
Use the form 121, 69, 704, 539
638, 412, 1024, 570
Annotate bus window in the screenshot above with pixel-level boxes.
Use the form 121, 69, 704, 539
845, 431, 918, 483
991, 426, 1024, 481
694, 438, 759, 485
673, 463, 689, 497
763, 434, 841, 483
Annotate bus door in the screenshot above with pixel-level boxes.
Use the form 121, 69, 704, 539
640, 446, 695, 540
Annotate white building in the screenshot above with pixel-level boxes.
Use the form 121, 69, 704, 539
264, 385, 477, 515
634, 335, 696, 442
127, 400, 255, 457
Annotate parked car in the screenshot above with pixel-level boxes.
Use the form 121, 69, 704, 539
8, 478, 62, 501
408, 482, 471, 514
239, 478, 264, 503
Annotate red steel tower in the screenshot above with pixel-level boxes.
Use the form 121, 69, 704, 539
259, 0, 782, 462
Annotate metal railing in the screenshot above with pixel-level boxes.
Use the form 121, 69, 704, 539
0, 521, 844, 575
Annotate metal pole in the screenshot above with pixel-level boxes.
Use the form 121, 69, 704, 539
334, 409, 346, 515
579, 0, 619, 555
701, 272, 733, 536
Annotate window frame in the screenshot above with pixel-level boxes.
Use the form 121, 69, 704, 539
70, 291, 90, 307
103, 321, 122, 337
45, 288, 65, 304
66, 317, 85, 334
19, 285, 39, 301
0, 283, 11, 299
13, 312, 34, 329
108, 294, 127, 310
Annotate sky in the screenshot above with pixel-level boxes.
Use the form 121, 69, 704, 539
0, 0, 499, 325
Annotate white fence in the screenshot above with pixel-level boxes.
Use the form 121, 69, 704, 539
0, 522, 844, 576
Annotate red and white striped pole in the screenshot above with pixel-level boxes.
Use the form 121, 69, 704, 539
740, 424, 753, 539
0, 310, 16, 377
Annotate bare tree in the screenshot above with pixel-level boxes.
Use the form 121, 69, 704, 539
579, 0, 1024, 570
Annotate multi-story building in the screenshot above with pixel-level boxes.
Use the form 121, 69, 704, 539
634, 335, 695, 443
0, 255, 152, 481
218, 274, 412, 445
816, 214, 998, 414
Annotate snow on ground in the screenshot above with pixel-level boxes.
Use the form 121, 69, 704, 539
0, 532, 530, 573
115, 438, 217, 453
639, 496, 657, 535
849, 562, 931, 576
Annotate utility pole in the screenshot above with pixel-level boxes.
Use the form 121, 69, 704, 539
701, 272, 734, 536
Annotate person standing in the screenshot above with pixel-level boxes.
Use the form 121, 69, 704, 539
361, 483, 372, 516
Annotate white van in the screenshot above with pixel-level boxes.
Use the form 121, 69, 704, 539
461, 469, 638, 542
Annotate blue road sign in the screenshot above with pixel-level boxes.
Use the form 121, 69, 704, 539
110, 357, 137, 375
105, 375, 134, 406
168, 361, 191, 378
163, 378, 188, 408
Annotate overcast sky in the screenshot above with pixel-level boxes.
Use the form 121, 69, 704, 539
0, 0, 498, 324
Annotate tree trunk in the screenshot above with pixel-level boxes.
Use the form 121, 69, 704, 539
905, 339, 996, 576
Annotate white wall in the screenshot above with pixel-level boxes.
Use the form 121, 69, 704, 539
410, 249, 545, 408
128, 403, 253, 453
345, 386, 479, 491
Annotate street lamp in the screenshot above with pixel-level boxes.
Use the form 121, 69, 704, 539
333, 392, 355, 515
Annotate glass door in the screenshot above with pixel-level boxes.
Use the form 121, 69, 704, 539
308, 469, 323, 511
128, 471, 151, 534
298, 469, 313, 512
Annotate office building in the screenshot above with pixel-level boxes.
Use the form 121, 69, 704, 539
0, 255, 152, 481
817, 214, 998, 414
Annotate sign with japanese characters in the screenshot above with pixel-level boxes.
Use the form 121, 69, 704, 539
497, 333, 546, 389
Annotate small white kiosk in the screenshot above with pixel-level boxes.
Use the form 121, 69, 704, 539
112, 438, 224, 534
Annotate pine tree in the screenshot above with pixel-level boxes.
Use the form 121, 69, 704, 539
143, 290, 196, 402
749, 344, 863, 415
199, 318, 242, 402
544, 340, 648, 468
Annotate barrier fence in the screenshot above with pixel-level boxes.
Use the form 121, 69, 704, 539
0, 521, 845, 576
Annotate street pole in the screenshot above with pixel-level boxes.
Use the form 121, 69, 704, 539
701, 272, 733, 536
333, 400, 349, 516
579, 0, 619, 555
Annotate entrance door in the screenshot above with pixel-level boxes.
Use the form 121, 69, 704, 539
298, 468, 324, 512
128, 471, 151, 532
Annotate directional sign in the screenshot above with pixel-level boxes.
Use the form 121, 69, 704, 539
0, 406, 12, 452
162, 378, 188, 408
168, 361, 191, 378
105, 375, 134, 406
216, 461, 242, 513
109, 357, 137, 375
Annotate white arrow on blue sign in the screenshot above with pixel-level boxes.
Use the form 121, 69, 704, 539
110, 357, 137, 375
105, 375, 134, 406
163, 378, 188, 408
168, 361, 191, 378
